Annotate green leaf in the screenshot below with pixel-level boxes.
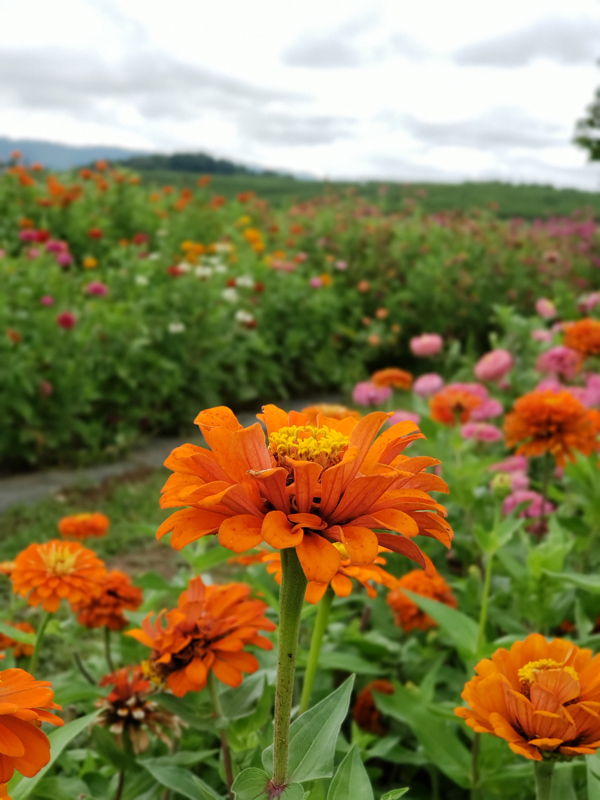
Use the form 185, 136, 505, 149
92, 725, 134, 771
221, 673, 269, 719
588, 751, 600, 800
29, 776, 90, 800
9, 710, 102, 800
401, 590, 479, 658
152, 692, 214, 731
0, 621, 36, 645
182, 543, 234, 573
232, 768, 303, 800
381, 791, 409, 799
317, 651, 382, 676
262, 675, 355, 783
544, 571, 600, 593
140, 759, 222, 800
327, 746, 373, 800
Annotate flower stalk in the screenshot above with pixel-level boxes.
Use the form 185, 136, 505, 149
299, 587, 334, 714
534, 759, 554, 800
28, 611, 51, 674
207, 670, 234, 799
104, 626, 115, 673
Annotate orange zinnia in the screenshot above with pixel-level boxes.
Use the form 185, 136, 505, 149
0, 622, 35, 659
73, 570, 143, 631
430, 387, 482, 426
301, 404, 361, 424
504, 389, 600, 467
456, 634, 600, 761
158, 405, 453, 585
57, 512, 110, 539
11, 540, 107, 612
371, 368, 413, 390
353, 680, 395, 735
563, 318, 600, 358
128, 575, 275, 697
0, 668, 63, 796
387, 568, 457, 632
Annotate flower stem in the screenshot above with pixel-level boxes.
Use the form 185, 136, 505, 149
534, 759, 555, 800
540, 452, 552, 530
477, 554, 494, 650
272, 547, 307, 788
114, 770, 125, 800
28, 611, 51, 674
104, 626, 115, 673
299, 587, 333, 714
470, 732, 481, 799
208, 670, 234, 799
73, 651, 96, 685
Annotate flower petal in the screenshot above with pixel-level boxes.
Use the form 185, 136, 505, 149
340, 526, 379, 565
261, 511, 304, 549
296, 533, 341, 583
375, 533, 427, 570
218, 516, 263, 553
291, 461, 323, 513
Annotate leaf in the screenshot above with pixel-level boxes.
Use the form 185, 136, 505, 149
182, 544, 235, 573
0, 621, 36, 645
381, 791, 409, 799
92, 725, 134, 771
221, 673, 269, 719
401, 590, 479, 659
262, 676, 355, 783
327, 746, 373, 800
9, 710, 101, 799
588, 751, 600, 800
232, 768, 303, 800
317, 651, 382, 676
152, 692, 214, 731
140, 759, 222, 800
544, 571, 600, 593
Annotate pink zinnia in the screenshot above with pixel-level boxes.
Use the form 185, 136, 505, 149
502, 490, 555, 519
56, 312, 76, 329
56, 251, 73, 267
449, 382, 489, 401
461, 423, 503, 442
470, 398, 503, 421
388, 410, 421, 426
531, 329, 553, 343
489, 455, 529, 473
46, 239, 68, 254
413, 373, 444, 397
474, 349, 513, 382
86, 281, 108, 296
40, 296, 54, 306
410, 333, 443, 357
536, 346, 582, 381
352, 381, 392, 406
309, 277, 323, 288
535, 298, 557, 319
335, 260, 347, 270
19, 229, 37, 242
578, 292, 600, 314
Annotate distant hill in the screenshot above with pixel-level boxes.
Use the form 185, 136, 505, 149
0, 137, 146, 170
120, 152, 281, 176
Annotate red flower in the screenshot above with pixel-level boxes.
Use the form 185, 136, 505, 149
56, 312, 76, 329
88, 227, 103, 239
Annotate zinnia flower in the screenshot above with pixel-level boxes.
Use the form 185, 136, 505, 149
461, 423, 503, 443
56, 312, 76, 329
388, 410, 420, 426
73, 570, 143, 631
352, 382, 392, 406
0, 667, 63, 797
58, 512, 109, 539
536, 347, 582, 381
157, 405, 453, 585
11, 540, 107, 612
470, 399, 503, 421
455, 634, 600, 760
563, 318, 600, 359
353, 680, 395, 735
430, 386, 483, 426
474, 349, 513, 383
86, 281, 108, 296
387, 568, 457, 632
410, 334, 443, 357
413, 373, 444, 398
371, 368, 413, 390
502, 490, 555, 519
535, 298, 557, 319
0, 622, 35, 659
504, 389, 600, 467
128, 575, 275, 696
489, 455, 528, 473
302, 404, 361, 424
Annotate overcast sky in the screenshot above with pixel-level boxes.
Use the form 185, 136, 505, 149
2, 0, 600, 187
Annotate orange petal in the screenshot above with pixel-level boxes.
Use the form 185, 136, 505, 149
288, 410, 309, 427
291, 461, 323, 513
375, 532, 426, 569
346, 412, 392, 480
329, 474, 398, 523
361, 420, 422, 473
230, 423, 272, 472
249, 467, 290, 513
319, 447, 359, 519
370, 508, 420, 537
296, 533, 341, 583
257, 404, 289, 435
261, 511, 304, 549
157, 509, 228, 549
288, 513, 327, 530
305, 582, 329, 604
340, 526, 378, 565
331, 573, 353, 597
194, 406, 242, 432
218, 515, 263, 553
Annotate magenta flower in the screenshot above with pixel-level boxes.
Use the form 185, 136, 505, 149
309, 277, 323, 288
536, 346, 582, 381
26, 248, 40, 259
410, 333, 443, 357
535, 298, 557, 319
502, 490, 555, 519
536, 376, 562, 393
388, 409, 421, 426
56, 312, 76, 329
413, 373, 444, 397
578, 292, 600, 313
461, 422, 503, 442
56, 251, 73, 268
531, 329, 553, 343
19, 229, 37, 242
474, 349, 513, 382
46, 239, 68, 254
352, 381, 393, 406
489, 455, 529, 473
86, 281, 108, 296
40, 296, 54, 306
470, 398, 503, 421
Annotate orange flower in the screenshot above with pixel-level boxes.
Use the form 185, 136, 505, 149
264, 546, 398, 604
0, 667, 63, 796
73, 570, 143, 631
11, 540, 107, 612
128, 575, 275, 696
504, 389, 600, 467
387, 568, 457, 632
563, 318, 600, 358
95, 666, 181, 753
57, 512, 110, 539
456, 634, 600, 761
430, 387, 482, 426
353, 680, 395, 735
371, 368, 413, 390
157, 405, 452, 585
0, 622, 35, 659
301, 404, 361, 425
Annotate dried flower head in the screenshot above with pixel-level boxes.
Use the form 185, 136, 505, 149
353, 680, 395, 735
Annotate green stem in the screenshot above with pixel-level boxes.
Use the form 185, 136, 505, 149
104, 626, 115, 673
477, 554, 494, 650
208, 670, 234, 799
272, 548, 308, 788
534, 759, 554, 800
73, 652, 96, 685
540, 452, 552, 531
113, 770, 125, 800
299, 587, 334, 714
28, 611, 51, 674
470, 732, 481, 799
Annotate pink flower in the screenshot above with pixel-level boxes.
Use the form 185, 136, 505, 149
352, 381, 392, 406
581, 374, 600, 407
86, 281, 108, 296
449, 382, 489, 401
56, 312, 76, 329
295, 252, 308, 263
309, 277, 323, 288
0, 249, 5, 258
578, 292, 600, 313
502, 490, 555, 519
535, 298, 557, 319
270, 260, 296, 273
46, 239, 68, 254
56, 251, 73, 268
413, 373, 444, 397
531, 329, 553, 343
26, 248, 40, 259
335, 260, 347, 270
410, 333, 443, 357
461, 422, 503, 442
40, 380, 53, 397
19, 229, 37, 242
474, 349, 513, 382
40, 296, 54, 306
471, 398, 503, 421
509, 472, 530, 491
536, 346, 582, 381
536, 376, 562, 393
490, 455, 529, 473
388, 410, 421, 426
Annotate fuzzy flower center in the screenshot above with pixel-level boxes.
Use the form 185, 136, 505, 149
41, 543, 79, 576
518, 658, 579, 684
269, 425, 349, 468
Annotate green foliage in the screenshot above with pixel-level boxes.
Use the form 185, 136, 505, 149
327, 746, 373, 800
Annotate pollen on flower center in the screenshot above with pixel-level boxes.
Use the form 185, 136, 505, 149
518, 658, 579, 684
268, 425, 350, 468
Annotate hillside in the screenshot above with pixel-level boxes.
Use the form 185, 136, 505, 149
0, 137, 145, 170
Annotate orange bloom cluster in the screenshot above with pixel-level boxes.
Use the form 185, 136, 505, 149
563, 318, 600, 358
430, 388, 482, 426
158, 405, 452, 586
387, 568, 457, 632
57, 512, 110, 539
129, 576, 275, 696
456, 634, 600, 761
0, 622, 35, 659
371, 368, 413, 390
301, 404, 361, 424
73, 570, 143, 631
504, 389, 600, 467
353, 680, 395, 735
0, 668, 63, 797
11, 540, 107, 612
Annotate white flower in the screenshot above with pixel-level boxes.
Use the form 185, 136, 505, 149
235, 309, 255, 324
176, 262, 191, 273
215, 242, 233, 253
148, 253, 160, 261
135, 275, 149, 286
235, 275, 254, 288
168, 322, 185, 334
195, 266, 213, 278
222, 288, 239, 303
214, 263, 228, 274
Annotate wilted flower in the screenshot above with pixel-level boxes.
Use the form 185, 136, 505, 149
353, 680, 395, 735
387, 568, 457, 632
352, 381, 393, 406
413, 373, 444, 397
410, 333, 443, 357
74, 570, 142, 631
474, 349, 513, 382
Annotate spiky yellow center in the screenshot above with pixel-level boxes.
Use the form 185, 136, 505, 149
41, 543, 78, 576
269, 425, 349, 468
518, 658, 579, 684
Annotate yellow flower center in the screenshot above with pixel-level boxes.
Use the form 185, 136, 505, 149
41, 543, 78, 576
269, 425, 350, 468
518, 658, 579, 684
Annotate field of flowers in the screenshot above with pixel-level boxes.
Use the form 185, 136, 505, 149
2, 154, 600, 800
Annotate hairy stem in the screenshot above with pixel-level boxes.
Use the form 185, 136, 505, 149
534, 759, 554, 800
299, 587, 334, 714
208, 670, 234, 799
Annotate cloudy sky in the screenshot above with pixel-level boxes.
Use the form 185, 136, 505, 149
1, 0, 600, 187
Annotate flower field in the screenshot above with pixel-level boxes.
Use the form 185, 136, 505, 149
2, 155, 600, 800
